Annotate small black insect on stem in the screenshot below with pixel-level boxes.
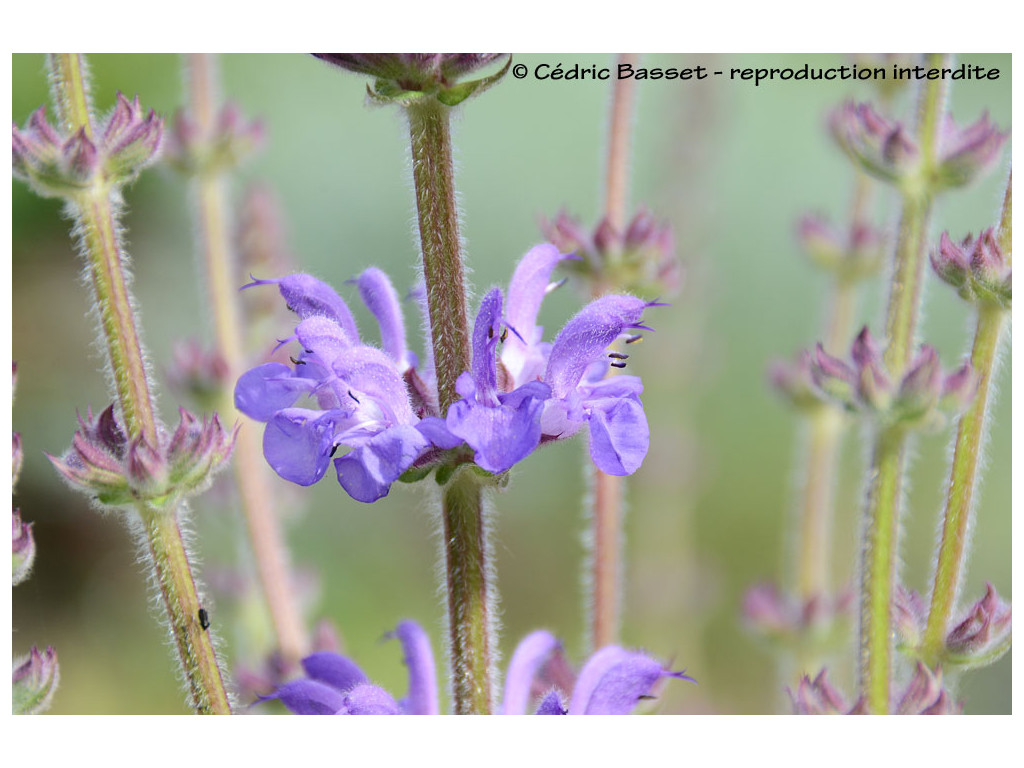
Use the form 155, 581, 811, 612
198, 607, 210, 631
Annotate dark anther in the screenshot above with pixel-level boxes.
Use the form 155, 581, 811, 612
289, 356, 306, 366
637, 694, 656, 701
198, 608, 210, 631
500, 328, 509, 343
625, 334, 643, 344
487, 326, 494, 339
608, 352, 629, 360
305, 349, 314, 354
348, 390, 360, 404
286, 304, 295, 313
610, 361, 628, 369
329, 444, 339, 457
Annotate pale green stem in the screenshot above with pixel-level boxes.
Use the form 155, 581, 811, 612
858, 53, 949, 714
921, 174, 1012, 667
182, 53, 307, 667
586, 53, 639, 653
48, 53, 232, 715
405, 98, 493, 713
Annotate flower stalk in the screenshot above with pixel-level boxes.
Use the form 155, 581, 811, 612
179, 53, 307, 667
405, 92, 491, 713
587, 53, 638, 652
859, 53, 949, 714
440, 468, 496, 714
921, 173, 1011, 668
45, 53, 232, 714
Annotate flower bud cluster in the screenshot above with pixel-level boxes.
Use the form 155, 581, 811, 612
944, 584, 1012, 669
796, 214, 884, 283
541, 209, 682, 298
12, 646, 61, 715
896, 584, 1011, 670
12, 93, 162, 197
809, 327, 976, 429
931, 229, 1011, 309
830, 102, 1006, 193
164, 102, 264, 176
790, 664, 960, 715
48, 404, 235, 510
313, 53, 511, 107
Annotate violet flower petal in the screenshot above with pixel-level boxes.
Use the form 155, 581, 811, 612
334, 424, 430, 502
502, 629, 560, 715
568, 646, 680, 715
301, 652, 368, 693
234, 363, 316, 422
393, 620, 439, 715
263, 408, 340, 486
586, 395, 649, 475
503, 244, 565, 382
446, 379, 549, 473
268, 678, 348, 715
355, 267, 413, 371
546, 296, 649, 399
273, 273, 360, 342
339, 683, 401, 715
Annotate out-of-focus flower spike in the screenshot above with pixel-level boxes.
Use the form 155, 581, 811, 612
769, 351, 828, 411
12, 646, 60, 715
931, 228, 1011, 309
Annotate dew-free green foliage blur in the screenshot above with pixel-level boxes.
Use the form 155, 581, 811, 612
12, 53, 1010, 714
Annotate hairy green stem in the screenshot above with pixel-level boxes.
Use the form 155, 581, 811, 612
48, 53, 231, 714
921, 175, 1012, 667
406, 98, 493, 713
182, 52, 307, 667
405, 98, 471, 416
858, 53, 949, 714
440, 469, 495, 714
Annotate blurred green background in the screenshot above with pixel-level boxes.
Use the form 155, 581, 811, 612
11, 53, 1011, 714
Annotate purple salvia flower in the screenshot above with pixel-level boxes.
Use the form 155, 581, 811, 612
541, 295, 654, 475
261, 621, 692, 715
445, 288, 551, 473
501, 244, 568, 385
235, 275, 452, 502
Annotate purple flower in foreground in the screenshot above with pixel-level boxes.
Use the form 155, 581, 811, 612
235, 246, 659, 500
258, 621, 692, 715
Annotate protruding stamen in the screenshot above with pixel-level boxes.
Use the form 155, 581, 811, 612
289, 356, 306, 366
624, 334, 643, 345
608, 352, 629, 360
610, 361, 627, 369
545, 277, 569, 295
348, 390, 361, 404
499, 327, 509, 343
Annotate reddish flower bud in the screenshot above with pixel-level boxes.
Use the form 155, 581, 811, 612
895, 662, 961, 714
931, 229, 1011, 308
935, 113, 1007, 190
13, 509, 36, 586
830, 102, 919, 185
12, 646, 60, 714
944, 583, 1011, 669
